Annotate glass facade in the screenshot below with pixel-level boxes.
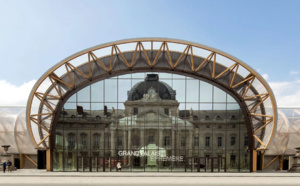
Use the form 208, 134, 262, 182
53, 73, 249, 172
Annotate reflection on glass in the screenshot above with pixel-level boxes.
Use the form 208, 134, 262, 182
132, 73, 145, 78
159, 73, 172, 79
227, 93, 236, 103
68, 94, 76, 102
118, 79, 131, 103
173, 79, 185, 102
105, 79, 118, 102
54, 73, 249, 172
78, 86, 90, 102
213, 87, 226, 103
213, 103, 226, 111
186, 80, 199, 102
91, 81, 103, 102
200, 81, 212, 102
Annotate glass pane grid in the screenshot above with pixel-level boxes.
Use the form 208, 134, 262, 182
54, 72, 249, 172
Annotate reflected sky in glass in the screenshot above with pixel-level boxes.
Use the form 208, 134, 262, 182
64, 72, 241, 111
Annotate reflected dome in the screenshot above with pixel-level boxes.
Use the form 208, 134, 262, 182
127, 74, 176, 101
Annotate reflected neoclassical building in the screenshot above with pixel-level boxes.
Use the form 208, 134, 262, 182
53, 73, 248, 172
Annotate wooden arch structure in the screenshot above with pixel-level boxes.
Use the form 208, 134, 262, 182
26, 38, 277, 171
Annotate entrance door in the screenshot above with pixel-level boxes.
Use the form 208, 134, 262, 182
104, 157, 111, 172
96, 157, 105, 172
283, 158, 289, 170
77, 157, 106, 172
14, 158, 20, 169
77, 157, 91, 172
210, 157, 226, 172
133, 156, 142, 171
185, 157, 197, 172
198, 157, 206, 172
185, 157, 225, 172
185, 157, 206, 172
85, 157, 125, 172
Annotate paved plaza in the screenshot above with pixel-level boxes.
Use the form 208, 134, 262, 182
0, 170, 300, 185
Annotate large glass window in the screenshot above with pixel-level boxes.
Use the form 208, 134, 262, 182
194, 137, 199, 147
181, 137, 186, 147
244, 136, 248, 147
93, 133, 100, 147
218, 137, 222, 147
68, 133, 75, 148
164, 136, 170, 147
205, 136, 210, 147
53, 72, 249, 172
231, 136, 236, 146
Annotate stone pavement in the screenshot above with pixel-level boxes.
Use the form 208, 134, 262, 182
0, 169, 300, 177
1, 170, 300, 185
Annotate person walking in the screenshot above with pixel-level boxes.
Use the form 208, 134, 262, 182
2, 161, 6, 173
116, 161, 121, 172
7, 160, 12, 172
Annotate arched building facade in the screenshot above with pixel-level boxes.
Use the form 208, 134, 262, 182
26, 38, 277, 172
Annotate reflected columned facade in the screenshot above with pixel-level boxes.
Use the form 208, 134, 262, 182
53, 73, 249, 172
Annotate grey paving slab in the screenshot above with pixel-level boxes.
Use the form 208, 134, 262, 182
1, 169, 300, 177
0, 176, 300, 186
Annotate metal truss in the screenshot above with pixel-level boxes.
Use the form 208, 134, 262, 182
26, 38, 277, 151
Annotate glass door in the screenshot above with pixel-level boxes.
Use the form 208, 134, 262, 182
186, 157, 206, 172
185, 157, 195, 172
198, 157, 206, 172
77, 157, 83, 172
210, 157, 225, 172
104, 157, 111, 172
77, 157, 91, 172
96, 157, 105, 172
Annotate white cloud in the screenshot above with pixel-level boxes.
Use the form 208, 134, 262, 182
0, 80, 36, 106
290, 71, 299, 75
269, 79, 300, 107
253, 71, 300, 107
262, 73, 269, 80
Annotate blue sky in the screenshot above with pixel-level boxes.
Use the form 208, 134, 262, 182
0, 0, 300, 106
